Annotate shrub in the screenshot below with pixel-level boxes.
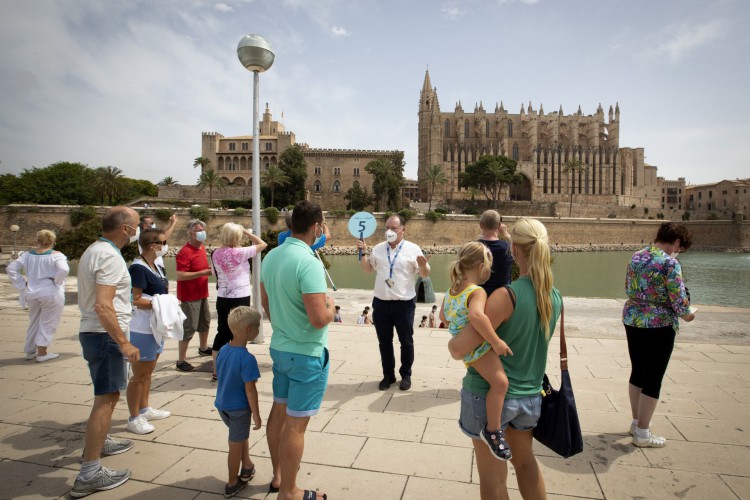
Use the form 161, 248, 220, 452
425, 210, 446, 223
398, 209, 417, 222
682, 211, 691, 221
234, 207, 247, 216
189, 206, 211, 222
434, 207, 449, 214
222, 199, 252, 209
607, 211, 617, 219
264, 207, 280, 224
384, 211, 393, 219
328, 210, 346, 217
630, 204, 636, 209
462, 207, 479, 215
346, 209, 357, 216
70, 206, 97, 227
154, 208, 172, 222
706, 212, 720, 220
656, 213, 665, 220
643, 207, 649, 215
286, 205, 295, 211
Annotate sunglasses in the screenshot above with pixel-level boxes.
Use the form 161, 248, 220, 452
148, 240, 168, 246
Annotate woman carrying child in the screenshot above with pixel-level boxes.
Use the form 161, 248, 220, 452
440, 241, 513, 460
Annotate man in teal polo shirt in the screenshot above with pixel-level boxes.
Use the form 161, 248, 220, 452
261, 200, 334, 500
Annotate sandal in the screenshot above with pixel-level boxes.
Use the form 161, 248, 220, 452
633, 432, 666, 448
303, 490, 327, 500
240, 466, 255, 481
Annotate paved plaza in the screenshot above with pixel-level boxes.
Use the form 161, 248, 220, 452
0, 276, 749, 499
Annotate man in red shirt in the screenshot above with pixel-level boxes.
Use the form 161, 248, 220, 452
175, 219, 213, 371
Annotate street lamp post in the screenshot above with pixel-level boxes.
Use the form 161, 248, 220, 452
237, 34, 275, 344
10, 225, 19, 260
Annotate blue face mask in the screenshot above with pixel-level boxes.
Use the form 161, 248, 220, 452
195, 230, 207, 243
312, 224, 323, 248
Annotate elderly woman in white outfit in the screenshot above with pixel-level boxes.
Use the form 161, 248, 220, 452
7, 229, 69, 362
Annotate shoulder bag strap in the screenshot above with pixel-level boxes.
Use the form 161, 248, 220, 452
559, 301, 568, 371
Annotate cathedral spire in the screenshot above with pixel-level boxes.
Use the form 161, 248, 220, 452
421, 69, 432, 95
539, 103, 544, 115
615, 102, 620, 120
577, 104, 582, 115
559, 104, 563, 115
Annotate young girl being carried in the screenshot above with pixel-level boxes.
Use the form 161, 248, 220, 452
440, 241, 513, 460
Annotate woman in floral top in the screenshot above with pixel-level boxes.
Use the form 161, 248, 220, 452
623, 222, 695, 448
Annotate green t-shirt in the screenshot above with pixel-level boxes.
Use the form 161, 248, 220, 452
260, 237, 328, 357
462, 276, 562, 398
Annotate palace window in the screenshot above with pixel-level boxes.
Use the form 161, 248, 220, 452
229, 142, 236, 151
314, 167, 321, 175
228, 162, 237, 171
314, 181, 322, 192
353, 167, 360, 176
445, 120, 450, 137
512, 143, 519, 161
464, 121, 470, 138
507, 120, 513, 138
265, 142, 273, 151
333, 180, 341, 193
242, 142, 248, 151
486, 121, 490, 137
334, 167, 341, 175
353, 180, 360, 189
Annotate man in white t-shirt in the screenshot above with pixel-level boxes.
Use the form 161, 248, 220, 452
71, 206, 141, 498
356, 215, 430, 391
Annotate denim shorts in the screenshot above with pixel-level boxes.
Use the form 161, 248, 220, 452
129, 332, 165, 362
219, 408, 251, 442
270, 347, 329, 418
80, 332, 128, 395
459, 389, 542, 439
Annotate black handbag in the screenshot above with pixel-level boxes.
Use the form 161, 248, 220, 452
533, 306, 584, 458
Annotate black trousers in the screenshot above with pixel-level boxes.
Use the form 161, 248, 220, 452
213, 295, 250, 351
372, 297, 416, 379
625, 324, 675, 399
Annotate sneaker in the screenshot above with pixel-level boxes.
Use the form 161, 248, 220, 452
101, 435, 133, 456
140, 407, 170, 420
481, 428, 512, 461
198, 346, 213, 356
70, 466, 131, 498
633, 432, 666, 448
176, 360, 195, 372
378, 376, 396, 390
126, 415, 155, 435
36, 353, 60, 362
25, 352, 37, 360
224, 477, 249, 498
399, 376, 412, 391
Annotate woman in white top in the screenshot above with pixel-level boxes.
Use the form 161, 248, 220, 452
7, 229, 69, 362
209, 222, 267, 381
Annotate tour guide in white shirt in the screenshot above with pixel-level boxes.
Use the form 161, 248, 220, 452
357, 214, 430, 391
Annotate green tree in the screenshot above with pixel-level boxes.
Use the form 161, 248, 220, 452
158, 176, 179, 186
0, 174, 23, 205
260, 165, 290, 208
193, 156, 212, 170
93, 166, 125, 205
366, 153, 405, 211
15, 162, 97, 205
460, 155, 521, 209
197, 168, 226, 206
562, 158, 586, 217
276, 145, 308, 206
344, 183, 373, 211
423, 164, 448, 212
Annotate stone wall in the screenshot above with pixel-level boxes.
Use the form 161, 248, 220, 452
1, 205, 747, 255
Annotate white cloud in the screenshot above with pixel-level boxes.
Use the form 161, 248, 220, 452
498, 0, 541, 4
331, 26, 350, 37
641, 19, 727, 64
441, 5, 466, 20
214, 3, 234, 12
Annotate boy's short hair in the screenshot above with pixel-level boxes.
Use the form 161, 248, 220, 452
335, 305, 340, 311
228, 306, 261, 340
422, 315, 427, 320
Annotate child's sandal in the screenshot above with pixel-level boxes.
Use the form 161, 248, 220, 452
240, 466, 255, 481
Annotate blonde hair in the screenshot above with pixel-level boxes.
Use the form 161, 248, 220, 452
228, 306, 261, 339
479, 210, 501, 230
37, 229, 56, 247
511, 218, 554, 340
220, 222, 244, 247
449, 241, 492, 294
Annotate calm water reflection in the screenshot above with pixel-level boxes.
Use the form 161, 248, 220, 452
66, 250, 750, 308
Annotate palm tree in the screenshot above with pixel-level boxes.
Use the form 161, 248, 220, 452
197, 168, 226, 206
365, 158, 398, 211
423, 164, 448, 212
562, 158, 585, 217
193, 156, 212, 171
158, 176, 179, 186
260, 165, 290, 208
93, 166, 125, 205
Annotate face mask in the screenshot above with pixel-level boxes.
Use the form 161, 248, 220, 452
151, 223, 156, 229
195, 230, 207, 242
312, 224, 323, 247
385, 229, 397, 243
129, 226, 140, 244
156, 245, 168, 257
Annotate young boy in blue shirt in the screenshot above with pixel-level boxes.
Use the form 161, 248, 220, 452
214, 306, 262, 497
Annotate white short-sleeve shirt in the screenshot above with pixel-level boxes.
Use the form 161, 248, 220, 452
368, 240, 427, 301
78, 240, 132, 333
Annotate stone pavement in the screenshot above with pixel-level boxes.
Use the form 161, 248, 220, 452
0, 277, 749, 499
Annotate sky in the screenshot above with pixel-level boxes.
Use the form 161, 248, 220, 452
1, 0, 748, 186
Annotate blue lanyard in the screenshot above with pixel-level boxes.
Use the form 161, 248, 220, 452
386, 241, 404, 279
98, 237, 124, 260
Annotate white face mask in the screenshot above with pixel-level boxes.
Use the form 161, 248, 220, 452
156, 245, 168, 257
151, 223, 156, 229
195, 230, 207, 242
385, 229, 398, 243
129, 226, 140, 244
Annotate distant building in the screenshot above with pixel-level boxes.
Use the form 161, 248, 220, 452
686, 179, 750, 219
198, 104, 404, 210
417, 70, 660, 210
657, 176, 686, 211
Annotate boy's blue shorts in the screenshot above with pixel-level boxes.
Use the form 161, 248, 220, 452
270, 347, 329, 417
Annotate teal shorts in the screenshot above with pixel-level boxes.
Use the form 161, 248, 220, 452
270, 347, 329, 417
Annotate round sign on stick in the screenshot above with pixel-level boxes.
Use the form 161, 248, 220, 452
348, 212, 377, 261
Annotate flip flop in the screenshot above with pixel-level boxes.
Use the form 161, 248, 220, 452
302, 490, 327, 500
268, 484, 280, 493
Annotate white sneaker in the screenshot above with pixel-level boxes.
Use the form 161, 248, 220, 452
633, 431, 666, 448
36, 353, 60, 362
140, 407, 170, 420
25, 352, 37, 360
126, 415, 155, 435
